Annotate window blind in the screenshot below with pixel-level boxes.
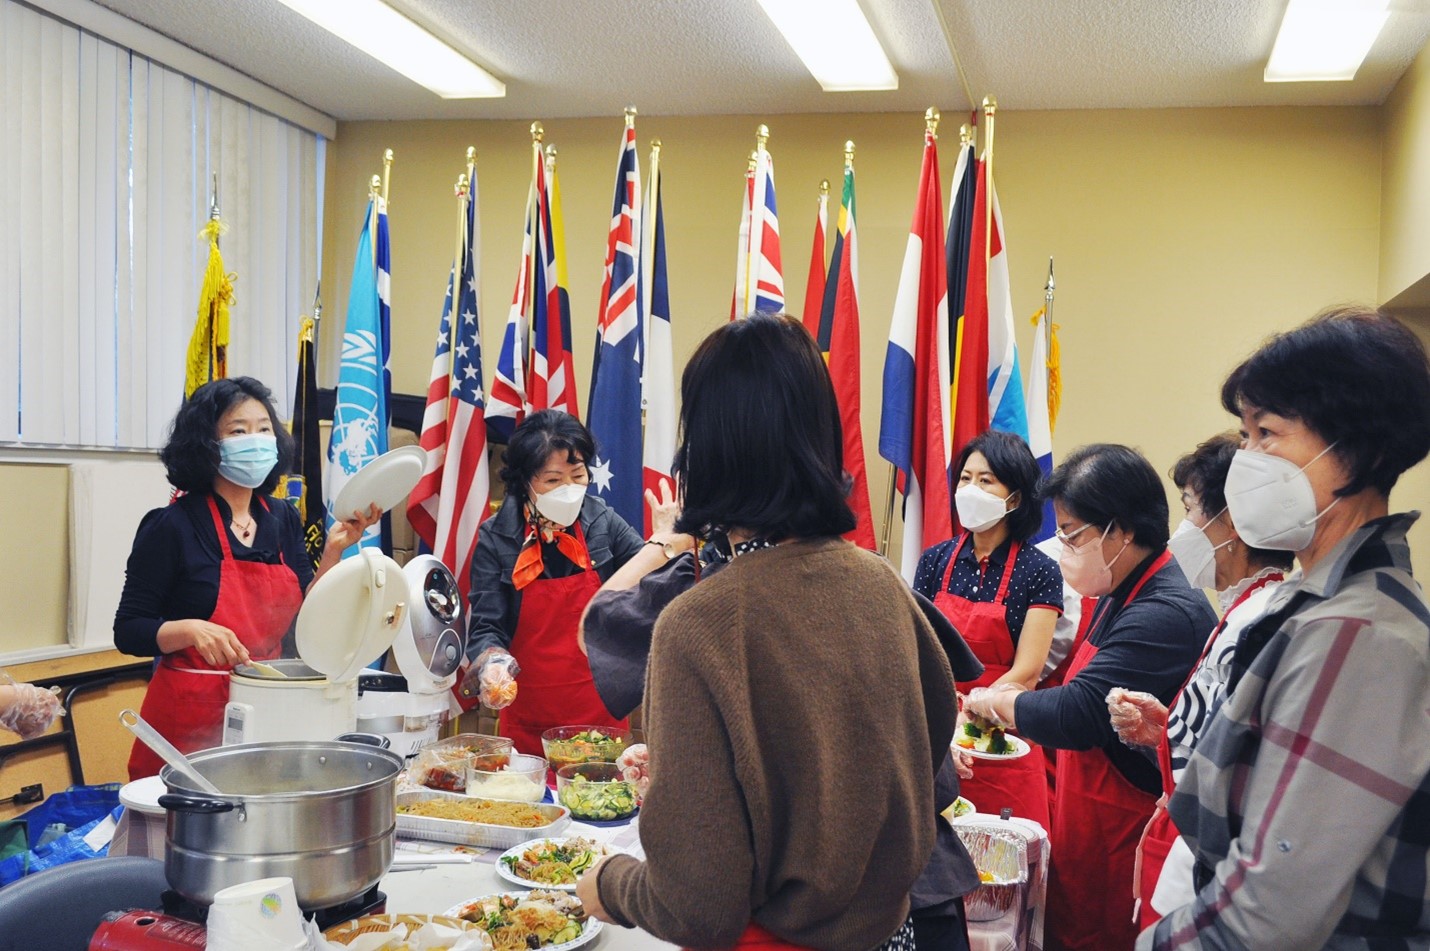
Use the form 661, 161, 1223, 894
0, 0, 321, 450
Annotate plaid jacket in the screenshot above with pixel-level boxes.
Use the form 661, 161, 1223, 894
1141, 513, 1430, 951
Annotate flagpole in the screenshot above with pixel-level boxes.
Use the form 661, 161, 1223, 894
983, 97, 996, 287
382, 149, 394, 206
452, 169, 470, 365
310, 282, 322, 356
368, 174, 380, 269
642, 136, 663, 422
528, 122, 544, 378
1044, 256, 1058, 434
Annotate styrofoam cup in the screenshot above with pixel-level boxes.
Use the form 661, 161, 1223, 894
205, 876, 307, 950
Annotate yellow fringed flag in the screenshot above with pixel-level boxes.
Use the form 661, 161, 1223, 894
185, 218, 234, 398
1046, 316, 1062, 433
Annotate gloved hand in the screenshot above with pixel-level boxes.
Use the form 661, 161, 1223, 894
458, 648, 521, 710
964, 683, 1025, 730
0, 675, 64, 739
1106, 687, 1167, 748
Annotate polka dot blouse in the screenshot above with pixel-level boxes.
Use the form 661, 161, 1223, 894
913, 534, 1064, 644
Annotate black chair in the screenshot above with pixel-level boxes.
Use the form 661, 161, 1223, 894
0, 856, 167, 950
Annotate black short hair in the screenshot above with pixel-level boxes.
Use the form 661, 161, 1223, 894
161, 377, 294, 495
954, 430, 1045, 541
1172, 432, 1294, 570
1040, 443, 1169, 549
673, 313, 856, 540
1220, 307, 1430, 497
499, 409, 595, 505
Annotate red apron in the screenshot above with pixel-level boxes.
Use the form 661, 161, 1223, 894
1040, 596, 1096, 798
1045, 551, 1171, 951
128, 496, 302, 780
692, 923, 812, 951
1134, 573, 1281, 929
936, 534, 1049, 829
500, 525, 628, 757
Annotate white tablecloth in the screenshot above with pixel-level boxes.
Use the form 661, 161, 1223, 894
380, 818, 678, 950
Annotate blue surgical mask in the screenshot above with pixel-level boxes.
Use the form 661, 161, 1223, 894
218, 433, 278, 488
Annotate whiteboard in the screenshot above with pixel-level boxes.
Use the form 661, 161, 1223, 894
69, 460, 173, 649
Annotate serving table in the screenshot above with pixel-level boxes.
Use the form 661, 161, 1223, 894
380, 815, 678, 949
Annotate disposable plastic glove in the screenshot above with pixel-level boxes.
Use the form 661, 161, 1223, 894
457, 648, 521, 710
0, 676, 63, 739
963, 683, 1025, 730
1106, 687, 1167, 749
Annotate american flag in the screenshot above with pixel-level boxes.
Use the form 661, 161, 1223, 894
409, 171, 491, 596
587, 116, 644, 528
529, 148, 580, 416
485, 150, 537, 443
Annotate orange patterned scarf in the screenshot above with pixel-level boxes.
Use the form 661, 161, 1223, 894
511, 507, 591, 590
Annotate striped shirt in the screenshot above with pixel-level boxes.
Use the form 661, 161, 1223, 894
1142, 513, 1430, 950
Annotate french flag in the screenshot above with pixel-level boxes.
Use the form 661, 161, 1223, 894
879, 126, 951, 582
640, 142, 676, 535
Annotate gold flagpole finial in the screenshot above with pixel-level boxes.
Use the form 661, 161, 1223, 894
982, 95, 997, 117
925, 107, 940, 136
382, 149, 393, 204
819, 179, 829, 196
651, 138, 662, 153
544, 143, 557, 172
531, 122, 544, 143
844, 140, 855, 168
755, 123, 770, 151
455, 172, 468, 200
624, 105, 637, 126
466, 146, 476, 167
747, 149, 758, 172
368, 174, 381, 198
960, 123, 973, 147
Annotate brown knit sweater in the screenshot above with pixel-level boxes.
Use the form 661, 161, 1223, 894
597, 538, 959, 950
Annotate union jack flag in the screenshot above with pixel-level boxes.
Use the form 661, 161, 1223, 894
732, 129, 783, 318
529, 148, 580, 417
485, 150, 537, 443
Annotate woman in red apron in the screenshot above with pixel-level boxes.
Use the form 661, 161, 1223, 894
115, 377, 379, 780
964, 444, 1215, 951
457, 410, 645, 756
1104, 434, 1290, 928
915, 431, 1063, 830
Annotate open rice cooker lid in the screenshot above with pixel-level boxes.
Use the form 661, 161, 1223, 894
390, 554, 466, 690
295, 548, 411, 684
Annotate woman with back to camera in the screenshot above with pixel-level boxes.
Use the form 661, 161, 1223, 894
964, 443, 1216, 951
114, 376, 380, 780
578, 313, 959, 951
1142, 308, 1430, 950
457, 409, 645, 756
1104, 432, 1291, 928
915, 429, 1062, 830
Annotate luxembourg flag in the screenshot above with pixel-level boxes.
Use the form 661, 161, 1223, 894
878, 126, 951, 582
587, 116, 645, 529
641, 142, 676, 535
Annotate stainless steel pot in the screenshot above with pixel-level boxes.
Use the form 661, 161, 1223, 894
158, 740, 402, 910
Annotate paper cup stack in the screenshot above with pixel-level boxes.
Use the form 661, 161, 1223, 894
205, 877, 309, 950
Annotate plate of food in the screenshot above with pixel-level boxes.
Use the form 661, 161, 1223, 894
953, 720, 1031, 760
496, 836, 616, 892
443, 891, 600, 951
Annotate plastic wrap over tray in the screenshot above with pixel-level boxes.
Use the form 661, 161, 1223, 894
395, 789, 570, 849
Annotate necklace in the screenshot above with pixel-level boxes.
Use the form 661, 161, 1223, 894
231, 516, 256, 541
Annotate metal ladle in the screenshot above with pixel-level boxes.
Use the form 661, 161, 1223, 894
118, 709, 224, 795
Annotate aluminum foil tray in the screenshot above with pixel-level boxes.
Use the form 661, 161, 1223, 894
395, 789, 570, 849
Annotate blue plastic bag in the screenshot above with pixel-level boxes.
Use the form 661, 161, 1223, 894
0, 783, 121, 885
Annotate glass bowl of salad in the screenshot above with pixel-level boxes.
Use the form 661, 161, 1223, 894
555, 763, 639, 821
541, 725, 632, 772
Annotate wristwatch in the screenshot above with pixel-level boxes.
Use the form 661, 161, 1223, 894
644, 538, 679, 560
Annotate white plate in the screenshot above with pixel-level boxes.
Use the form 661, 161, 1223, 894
494, 838, 618, 893
953, 733, 1032, 761
331, 445, 426, 521
442, 893, 601, 949
118, 775, 169, 816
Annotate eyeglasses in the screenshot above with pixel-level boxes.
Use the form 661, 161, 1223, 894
1054, 523, 1097, 548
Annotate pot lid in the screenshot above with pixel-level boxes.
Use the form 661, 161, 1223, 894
296, 548, 410, 684
391, 555, 466, 690
330, 445, 426, 522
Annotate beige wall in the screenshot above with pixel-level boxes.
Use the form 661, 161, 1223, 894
0, 464, 69, 655
1381, 41, 1430, 307
326, 106, 1427, 570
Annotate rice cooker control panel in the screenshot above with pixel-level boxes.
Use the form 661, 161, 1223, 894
416, 565, 464, 679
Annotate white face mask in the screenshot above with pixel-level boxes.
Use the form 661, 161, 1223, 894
1059, 523, 1130, 598
955, 484, 1013, 534
1167, 512, 1232, 590
1224, 445, 1339, 552
532, 482, 587, 527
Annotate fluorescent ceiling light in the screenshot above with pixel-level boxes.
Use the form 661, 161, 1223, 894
755, 0, 898, 92
274, 0, 505, 98
1265, 0, 1390, 82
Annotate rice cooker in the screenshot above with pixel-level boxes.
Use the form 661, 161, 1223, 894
354, 554, 466, 757
223, 548, 409, 745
